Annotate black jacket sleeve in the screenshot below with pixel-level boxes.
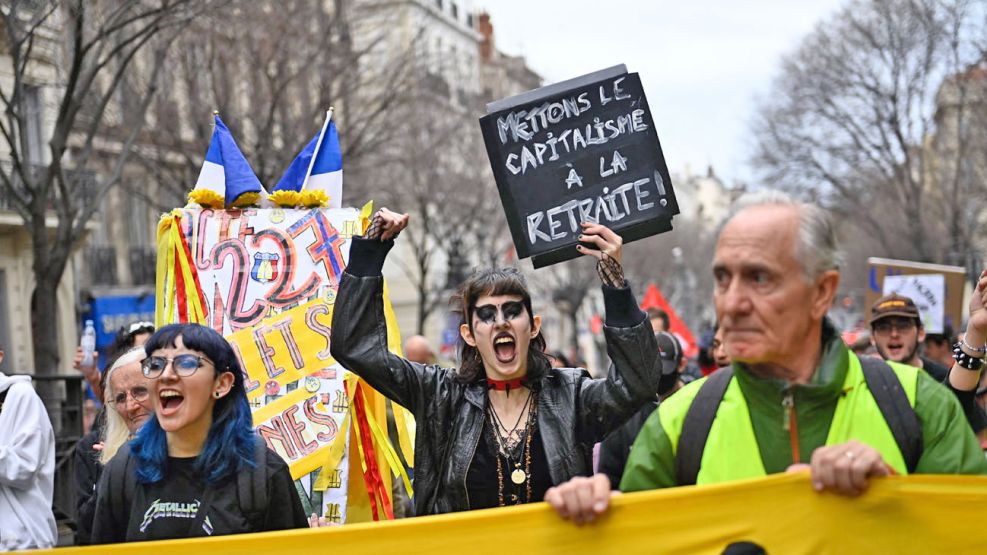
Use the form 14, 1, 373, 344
575, 285, 661, 443
73, 431, 102, 545
330, 237, 455, 416
262, 450, 309, 531
90, 448, 130, 544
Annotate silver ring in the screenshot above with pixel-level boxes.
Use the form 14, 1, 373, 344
845, 451, 855, 460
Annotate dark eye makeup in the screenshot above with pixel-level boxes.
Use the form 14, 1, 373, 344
473, 301, 526, 324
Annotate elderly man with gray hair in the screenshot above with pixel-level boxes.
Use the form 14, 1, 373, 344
546, 191, 987, 524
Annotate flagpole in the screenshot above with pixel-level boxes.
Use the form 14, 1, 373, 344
301, 107, 334, 191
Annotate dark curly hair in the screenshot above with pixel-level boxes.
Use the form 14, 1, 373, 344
453, 267, 550, 384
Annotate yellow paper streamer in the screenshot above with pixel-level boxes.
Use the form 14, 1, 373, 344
356, 383, 413, 497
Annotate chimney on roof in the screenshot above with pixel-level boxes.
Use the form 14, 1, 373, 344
479, 12, 494, 62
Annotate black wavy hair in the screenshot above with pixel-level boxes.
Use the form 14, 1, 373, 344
453, 267, 550, 384
130, 323, 257, 485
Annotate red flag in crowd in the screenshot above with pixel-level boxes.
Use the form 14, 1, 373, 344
640, 283, 698, 358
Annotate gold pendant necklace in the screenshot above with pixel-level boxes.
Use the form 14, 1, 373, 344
511, 467, 527, 485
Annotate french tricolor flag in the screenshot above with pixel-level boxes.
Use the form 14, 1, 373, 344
191, 114, 264, 206
275, 110, 343, 208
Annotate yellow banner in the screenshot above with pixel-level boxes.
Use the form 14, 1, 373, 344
38, 474, 987, 554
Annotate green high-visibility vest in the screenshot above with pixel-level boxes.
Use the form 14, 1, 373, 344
658, 355, 919, 484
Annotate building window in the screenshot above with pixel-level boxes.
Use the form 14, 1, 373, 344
435, 0, 443, 9
466, 13, 474, 28
23, 85, 44, 165
451, 2, 458, 19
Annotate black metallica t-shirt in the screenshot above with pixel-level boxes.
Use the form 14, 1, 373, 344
92, 447, 307, 543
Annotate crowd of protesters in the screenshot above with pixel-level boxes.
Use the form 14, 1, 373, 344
2, 190, 987, 549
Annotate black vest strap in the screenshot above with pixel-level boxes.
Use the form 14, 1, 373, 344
675, 367, 733, 486
858, 356, 923, 473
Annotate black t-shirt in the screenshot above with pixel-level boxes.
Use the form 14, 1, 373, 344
465, 403, 551, 509
92, 446, 307, 543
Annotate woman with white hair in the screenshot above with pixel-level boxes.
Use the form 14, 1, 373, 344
74, 347, 151, 544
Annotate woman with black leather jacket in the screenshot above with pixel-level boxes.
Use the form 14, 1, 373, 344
330, 208, 660, 516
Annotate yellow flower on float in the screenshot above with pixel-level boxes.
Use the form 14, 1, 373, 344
269, 190, 301, 208
188, 189, 224, 209
230, 192, 261, 208
301, 189, 329, 208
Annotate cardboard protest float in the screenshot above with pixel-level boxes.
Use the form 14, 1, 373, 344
866, 257, 968, 334
479, 65, 678, 268
155, 113, 414, 524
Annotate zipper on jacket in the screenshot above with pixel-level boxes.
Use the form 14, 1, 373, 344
782, 387, 800, 465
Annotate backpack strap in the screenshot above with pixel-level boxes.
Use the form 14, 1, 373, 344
858, 356, 923, 473
236, 439, 270, 531
675, 367, 734, 486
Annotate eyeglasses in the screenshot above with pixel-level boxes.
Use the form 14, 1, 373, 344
873, 319, 917, 335
110, 386, 150, 405
142, 354, 212, 378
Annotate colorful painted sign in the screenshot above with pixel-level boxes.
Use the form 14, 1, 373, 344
156, 207, 410, 524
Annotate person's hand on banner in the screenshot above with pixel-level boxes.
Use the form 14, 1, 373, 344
807, 440, 891, 496
365, 207, 409, 241
576, 222, 626, 288
545, 473, 614, 525
308, 513, 340, 528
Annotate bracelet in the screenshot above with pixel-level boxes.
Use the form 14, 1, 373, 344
953, 342, 985, 371
961, 336, 987, 354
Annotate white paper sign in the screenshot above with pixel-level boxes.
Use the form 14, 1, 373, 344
882, 274, 945, 334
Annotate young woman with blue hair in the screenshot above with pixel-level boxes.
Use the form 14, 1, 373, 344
91, 323, 307, 543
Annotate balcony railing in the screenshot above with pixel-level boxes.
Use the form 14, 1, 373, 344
0, 161, 98, 212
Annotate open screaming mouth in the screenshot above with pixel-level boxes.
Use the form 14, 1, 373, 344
494, 333, 517, 363
160, 390, 185, 411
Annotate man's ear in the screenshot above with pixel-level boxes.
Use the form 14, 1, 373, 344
460, 323, 476, 347
531, 315, 542, 339
812, 270, 841, 320
918, 326, 926, 343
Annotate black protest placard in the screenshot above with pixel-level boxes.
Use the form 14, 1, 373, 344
479, 65, 677, 268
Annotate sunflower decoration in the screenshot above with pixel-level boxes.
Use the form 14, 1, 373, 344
300, 189, 329, 208
187, 189, 225, 209
269, 190, 302, 208
230, 192, 262, 208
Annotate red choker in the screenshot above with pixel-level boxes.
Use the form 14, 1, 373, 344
487, 377, 526, 392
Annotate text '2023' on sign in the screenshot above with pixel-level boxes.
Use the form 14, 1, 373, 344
479, 65, 678, 268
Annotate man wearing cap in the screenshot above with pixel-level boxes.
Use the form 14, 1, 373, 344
597, 331, 686, 486
870, 293, 987, 437
546, 191, 987, 525
869, 294, 949, 380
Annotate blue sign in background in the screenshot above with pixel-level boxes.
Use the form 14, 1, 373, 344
82, 293, 155, 370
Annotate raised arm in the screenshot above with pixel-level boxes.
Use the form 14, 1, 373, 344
329, 209, 449, 415
573, 222, 661, 441
944, 269, 987, 419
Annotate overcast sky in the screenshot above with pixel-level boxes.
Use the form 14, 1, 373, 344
479, 0, 847, 187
